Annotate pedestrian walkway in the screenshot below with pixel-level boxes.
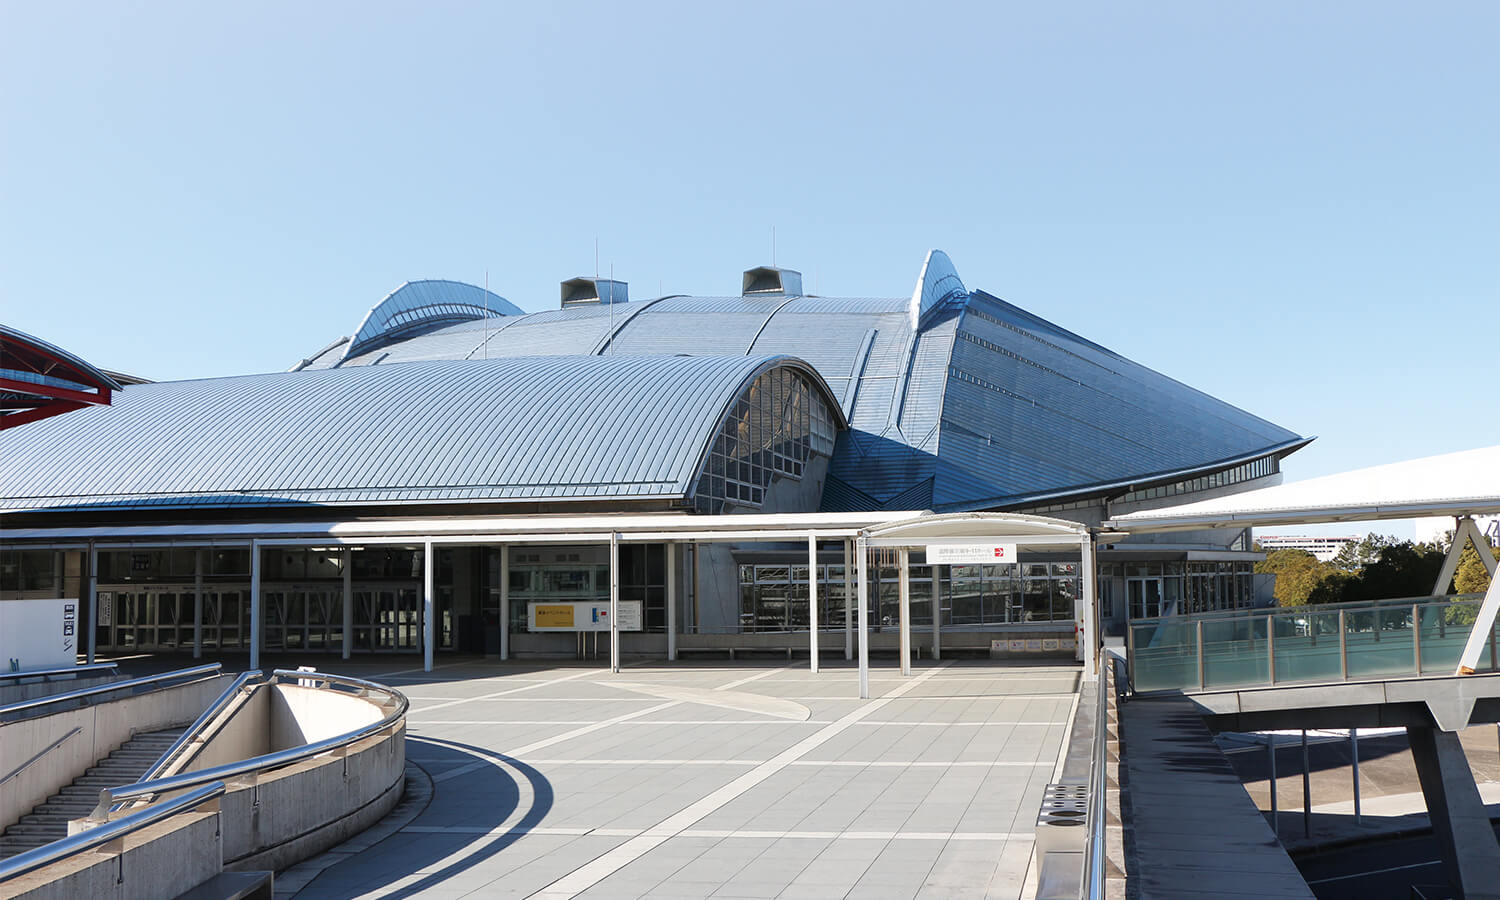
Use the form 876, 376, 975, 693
275, 658, 1080, 899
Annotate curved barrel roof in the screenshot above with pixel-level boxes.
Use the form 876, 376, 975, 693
293, 253, 1304, 513
1, 324, 122, 429
0, 355, 841, 513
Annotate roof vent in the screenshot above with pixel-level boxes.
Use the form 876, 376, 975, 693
561, 277, 629, 308
742, 266, 803, 297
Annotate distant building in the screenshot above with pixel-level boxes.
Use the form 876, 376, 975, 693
1414, 515, 1499, 548
1253, 534, 1358, 562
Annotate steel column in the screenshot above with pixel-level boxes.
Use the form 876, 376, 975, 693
1302, 729, 1311, 838
609, 532, 620, 674
807, 536, 819, 674
499, 545, 510, 661
844, 539, 853, 660
193, 550, 204, 659
898, 547, 911, 676
1081, 535, 1097, 680
341, 548, 353, 660
856, 534, 869, 700
1351, 728, 1362, 825
933, 565, 942, 662
1268, 735, 1278, 837
249, 542, 262, 671
422, 540, 435, 673
86, 543, 97, 665
667, 542, 678, 662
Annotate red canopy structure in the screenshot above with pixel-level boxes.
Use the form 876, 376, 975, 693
1, 325, 122, 429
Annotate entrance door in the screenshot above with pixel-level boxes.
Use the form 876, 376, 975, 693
1126, 578, 1163, 620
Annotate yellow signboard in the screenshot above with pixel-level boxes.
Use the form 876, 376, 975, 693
533, 604, 575, 629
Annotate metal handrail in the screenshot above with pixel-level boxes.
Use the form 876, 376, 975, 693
1080, 657, 1110, 900
126, 669, 264, 795
0, 662, 118, 684
0, 781, 224, 883
91, 668, 407, 819
0, 664, 222, 718
1, 727, 83, 787
1129, 592, 1486, 628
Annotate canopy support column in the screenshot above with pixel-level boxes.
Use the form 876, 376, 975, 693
857, 533, 870, 700
932, 565, 942, 662
193, 550, 204, 659
249, 542, 262, 671
899, 547, 911, 676
609, 532, 621, 674
667, 542, 678, 662
1436, 517, 1498, 597
341, 548, 353, 660
86, 543, 97, 665
844, 540, 853, 660
422, 540, 435, 673
1082, 534, 1098, 680
499, 545, 510, 661
808, 535, 820, 674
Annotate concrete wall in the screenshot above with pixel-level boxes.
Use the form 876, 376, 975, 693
0, 675, 230, 831
0, 811, 221, 900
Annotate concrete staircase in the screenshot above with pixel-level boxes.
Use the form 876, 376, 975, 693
0, 727, 185, 860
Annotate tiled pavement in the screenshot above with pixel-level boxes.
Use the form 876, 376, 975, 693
277, 658, 1080, 899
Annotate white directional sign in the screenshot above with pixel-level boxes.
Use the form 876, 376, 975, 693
925, 543, 1018, 565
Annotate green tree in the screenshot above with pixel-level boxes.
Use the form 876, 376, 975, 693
1454, 541, 1497, 595
1255, 549, 1334, 607
1309, 538, 1445, 605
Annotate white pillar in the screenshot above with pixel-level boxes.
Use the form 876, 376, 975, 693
86, 543, 98, 664
666, 543, 678, 662
422, 540, 435, 673
341, 548, 353, 660
193, 550, 204, 659
1082, 535, 1098, 680
844, 539, 854, 660
499, 545, 511, 661
249, 542, 262, 671
933, 564, 942, 662
609, 532, 621, 674
857, 534, 870, 700
1457, 553, 1500, 674
898, 547, 911, 676
808, 535, 819, 674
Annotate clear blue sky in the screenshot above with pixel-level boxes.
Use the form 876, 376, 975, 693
4, 3, 1496, 535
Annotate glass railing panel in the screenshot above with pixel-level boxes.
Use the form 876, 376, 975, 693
1129, 620, 1198, 692
1342, 606, 1417, 679
1418, 600, 1479, 674
1202, 616, 1269, 688
1269, 610, 1344, 685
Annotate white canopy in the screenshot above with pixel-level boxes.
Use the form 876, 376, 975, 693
1106, 444, 1500, 533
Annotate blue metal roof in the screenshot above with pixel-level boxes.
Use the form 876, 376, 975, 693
0, 355, 841, 513
288, 252, 1303, 514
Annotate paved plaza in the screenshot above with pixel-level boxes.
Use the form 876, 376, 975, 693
273, 657, 1080, 899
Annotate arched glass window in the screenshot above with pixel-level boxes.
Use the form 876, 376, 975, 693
692, 366, 837, 514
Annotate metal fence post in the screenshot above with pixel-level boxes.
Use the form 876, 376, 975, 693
1412, 603, 1423, 674
1268, 736, 1278, 838
1350, 728, 1361, 826
1301, 730, 1311, 839
1267, 616, 1276, 685
1196, 619, 1205, 690
1338, 609, 1348, 681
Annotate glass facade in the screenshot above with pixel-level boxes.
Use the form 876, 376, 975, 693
693, 367, 837, 514
1104, 561, 1255, 620
737, 561, 1078, 633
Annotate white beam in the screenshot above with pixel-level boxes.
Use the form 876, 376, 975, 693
423, 540, 435, 673
1433, 517, 1483, 596
898, 547, 911, 676
857, 534, 870, 700
933, 564, 942, 662
666, 542, 677, 662
609, 532, 620, 674
249, 542, 262, 671
1457, 559, 1500, 675
499, 544, 510, 661
808, 535, 819, 674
